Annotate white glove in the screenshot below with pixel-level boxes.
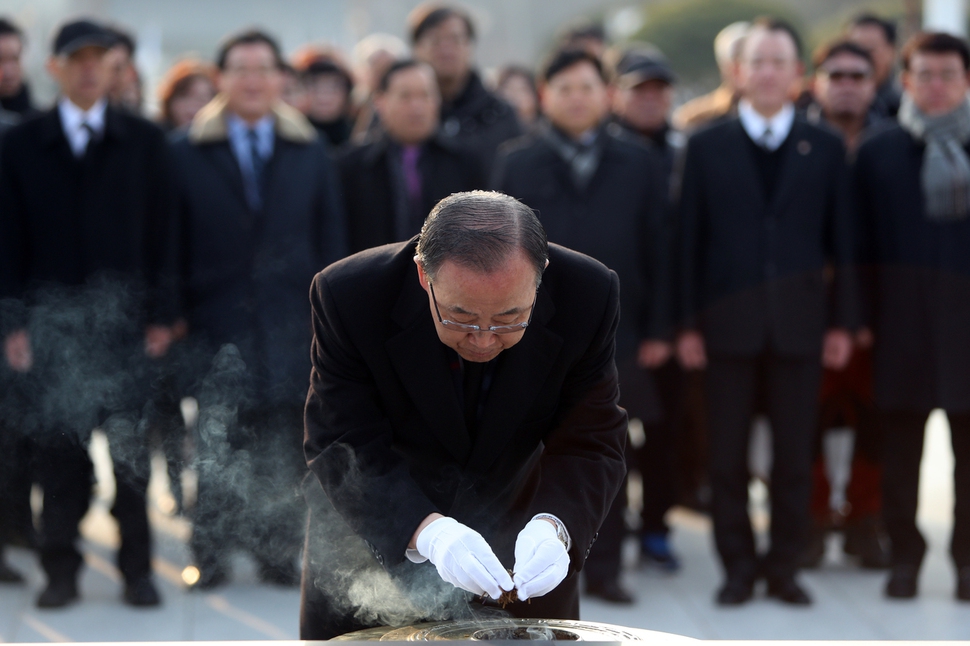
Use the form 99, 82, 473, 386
416, 516, 514, 599
512, 518, 570, 601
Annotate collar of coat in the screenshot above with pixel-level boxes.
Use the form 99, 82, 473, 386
188, 94, 317, 145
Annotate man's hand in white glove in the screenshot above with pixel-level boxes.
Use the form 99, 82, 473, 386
415, 516, 514, 599
512, 518, 570, 601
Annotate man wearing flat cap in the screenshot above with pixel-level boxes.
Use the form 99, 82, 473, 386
0, 18, 177, 608
300, 191, 627, 639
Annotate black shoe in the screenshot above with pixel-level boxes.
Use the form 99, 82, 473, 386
36, 579, 79, 609
0, 560, 24, 584
766, 576, 812, 605
716, 576, 754, 606
956, 566, 970, 602
585, 579, 635, 604
885, 564, 919, 599
189, 566, 228, 591
124, 576, 161, 607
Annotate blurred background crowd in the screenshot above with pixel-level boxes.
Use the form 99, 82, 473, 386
0, 0, 969, 627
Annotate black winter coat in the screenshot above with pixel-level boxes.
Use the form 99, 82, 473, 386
169, 98, 348, 402
855, 124, 970, 412
0, 105, 176, 327
439, 71, 521, 174
337, 133, 485, 253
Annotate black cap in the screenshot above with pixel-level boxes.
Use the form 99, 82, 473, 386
52, 20, 117, 57
614, 50, 676, 87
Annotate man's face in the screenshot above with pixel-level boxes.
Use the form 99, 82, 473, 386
105, 44, 135, 99
903, 51, 970, 117
613, 78, 672, 133
47, 45, 110, 109
375, 65, 440, 145
814, 52, 876, 120
738, 28, 803, 114
415, 251, 538, 363
412, 16, 473, 85
0, 34, 24, 96
541, 61, 610, 138
218, 42, 283, 122
848, 24, 896, 86
305, 72, 349, 122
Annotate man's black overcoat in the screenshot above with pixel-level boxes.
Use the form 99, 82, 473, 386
855, 124, 970, 412
337, 133, 485, 253
301, 239, 627, 633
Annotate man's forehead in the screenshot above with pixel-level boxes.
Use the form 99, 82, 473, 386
910, 51, 966, 70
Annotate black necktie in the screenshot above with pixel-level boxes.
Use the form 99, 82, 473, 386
81, 122, 101, 156
247, 128, 265, 209
759, 127, 774, 151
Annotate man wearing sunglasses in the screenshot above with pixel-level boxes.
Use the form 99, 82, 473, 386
808, 40, 880, 152
299, 190, 627, 639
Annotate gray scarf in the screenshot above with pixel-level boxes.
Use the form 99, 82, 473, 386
541, 121, 607, 191
898, 93, 970, 221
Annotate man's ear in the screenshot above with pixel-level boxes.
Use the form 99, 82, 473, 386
45, 56, 61, 82
413, 255, 431, 293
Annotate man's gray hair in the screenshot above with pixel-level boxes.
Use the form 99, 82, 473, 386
416, 191, 548, 285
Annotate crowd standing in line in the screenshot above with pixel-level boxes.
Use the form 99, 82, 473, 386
1, 2, 968, 623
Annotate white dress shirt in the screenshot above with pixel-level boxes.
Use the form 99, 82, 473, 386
58, 97, 107, 157
738, 99, 795, 151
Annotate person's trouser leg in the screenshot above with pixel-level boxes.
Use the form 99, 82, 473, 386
880, 409, 930, 568
705, 354, 759, 579
36, 432, 93, 583
762, 354, 821, 580
105, 412, 153, 583
948, 411, 970, 569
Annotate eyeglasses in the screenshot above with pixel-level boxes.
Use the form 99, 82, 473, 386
911, 68, 966, 85
820, 69, 871, 82
429, 282, 537, 334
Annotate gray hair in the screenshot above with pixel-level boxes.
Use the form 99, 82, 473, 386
416, 191, 548, 285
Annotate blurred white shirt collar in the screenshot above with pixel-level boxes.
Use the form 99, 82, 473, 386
738, 99, 794, 151
58, 97, 107, 157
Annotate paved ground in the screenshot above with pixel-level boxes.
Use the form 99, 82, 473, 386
1, 411, 968, 642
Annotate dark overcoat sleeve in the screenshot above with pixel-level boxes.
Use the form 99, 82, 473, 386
639, 148, 674, 342
674, 135, 705, 331
823, 137, 860, 331
0, 126, 28, 334
314, 143, 350, 266
525, 270, 627, 569
142, 123, 180, 326
304, 274, 440, 566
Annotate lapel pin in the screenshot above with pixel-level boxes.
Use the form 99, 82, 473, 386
798, 140, 812, 155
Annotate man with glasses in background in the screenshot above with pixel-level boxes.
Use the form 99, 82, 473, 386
300, 191, 627, 639
854, 31, 970, 602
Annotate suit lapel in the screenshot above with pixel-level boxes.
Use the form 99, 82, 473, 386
385, 275, 470, 462
466, 287, 563, 473
767, 120, 813, 217
205, 143, 253, 220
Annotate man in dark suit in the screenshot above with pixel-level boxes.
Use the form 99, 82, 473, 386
676, 18, 857, 606
854, 31, 970, 602
494, 48, 670, 604
0, 19, 177, 608
300, 191, 627, 639
610, 46, 689, 575
408, 4, 521, 172
170, 29, 347, 589
338, 59, 484, 253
